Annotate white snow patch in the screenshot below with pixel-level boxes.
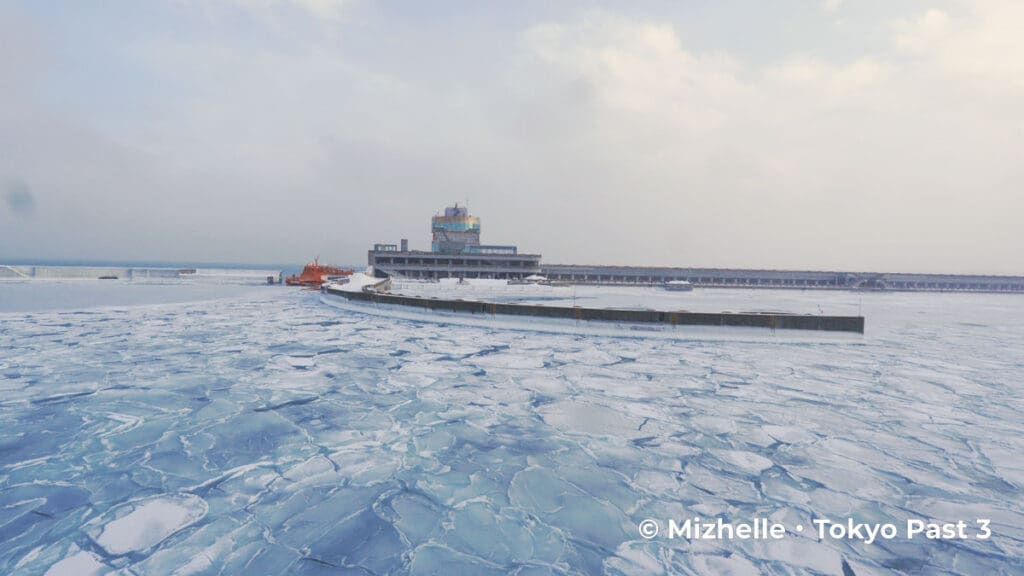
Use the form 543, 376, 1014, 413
45, 549, 106, 576
688, 553, 761, 575
712, 450, 774, 474
539, 400, 643, 438
92, 494, 208, 556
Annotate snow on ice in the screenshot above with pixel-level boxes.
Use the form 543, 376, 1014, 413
0, 280, 1022, 574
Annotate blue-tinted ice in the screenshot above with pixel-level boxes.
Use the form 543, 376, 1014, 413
1, 283, 1022, 574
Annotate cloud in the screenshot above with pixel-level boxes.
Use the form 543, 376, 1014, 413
893, 1, 1024, 89
504, 12, 1024, 272
4, 179, 36, 217
764, 57, 893, 98
291, 0, 349, 19
235, 0, 350, 20
821, 0, 845, 15
893, 9, 952, 56
522, 16, 744, 128
1, 3, 1022, 273
178, 0, 351, 22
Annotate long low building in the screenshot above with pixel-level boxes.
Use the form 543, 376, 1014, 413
368, 205, 1024, 292
369, 249, 542, 279
540, 264, 1024, 293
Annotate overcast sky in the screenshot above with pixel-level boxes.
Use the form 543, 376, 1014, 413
1, 1, 1022, 273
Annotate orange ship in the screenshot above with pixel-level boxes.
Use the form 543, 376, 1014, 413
285, 257, 353, 287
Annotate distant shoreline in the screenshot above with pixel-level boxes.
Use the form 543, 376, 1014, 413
0, 258, 296, 270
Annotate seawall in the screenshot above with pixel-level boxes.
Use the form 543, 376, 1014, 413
324, 285, 865, 334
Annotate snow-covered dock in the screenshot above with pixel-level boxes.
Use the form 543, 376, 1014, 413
322, 275, 865, 337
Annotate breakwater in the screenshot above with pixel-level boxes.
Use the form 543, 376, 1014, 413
324, 285, 865, 334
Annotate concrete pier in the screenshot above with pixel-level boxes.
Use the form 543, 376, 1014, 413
324, 285, 866, 334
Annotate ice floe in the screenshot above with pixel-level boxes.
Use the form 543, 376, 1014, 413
88, 494, 208, 556
1, 283, 1022, 574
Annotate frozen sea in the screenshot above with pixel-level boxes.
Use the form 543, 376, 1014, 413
1, 279, 1023, 575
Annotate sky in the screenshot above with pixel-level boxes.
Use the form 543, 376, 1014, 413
1, 0, 1022, 274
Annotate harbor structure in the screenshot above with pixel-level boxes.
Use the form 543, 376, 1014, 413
368, 205, 542, 279
366, 206, 1024, 293
0, 264, 283, 283
431, 205, 481, 253
540, 264, 1024, 293
324, 280, 866, 334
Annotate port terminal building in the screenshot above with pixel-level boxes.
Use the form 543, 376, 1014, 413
367, 205, 1024, 292
368, 205, 542, 279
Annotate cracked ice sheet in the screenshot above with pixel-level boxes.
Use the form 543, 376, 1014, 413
0, 283, 1023, 574
87, 494, 208, 556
